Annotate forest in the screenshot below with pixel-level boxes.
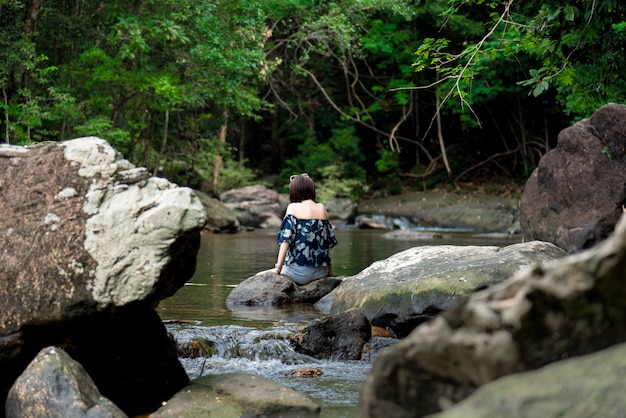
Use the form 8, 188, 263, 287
1, 0, 625, 200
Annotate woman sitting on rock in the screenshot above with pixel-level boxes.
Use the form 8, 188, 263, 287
273, 173, 338, 285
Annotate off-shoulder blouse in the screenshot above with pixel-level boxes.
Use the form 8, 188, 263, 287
277, 214, 337, 267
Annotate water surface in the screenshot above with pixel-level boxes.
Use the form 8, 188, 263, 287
158, 229, 520, 327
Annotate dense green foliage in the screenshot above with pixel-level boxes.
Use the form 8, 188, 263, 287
1, 0, 624, 199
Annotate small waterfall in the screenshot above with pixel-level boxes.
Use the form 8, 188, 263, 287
166, 322, 372, 417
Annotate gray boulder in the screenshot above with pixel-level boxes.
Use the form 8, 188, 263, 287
427, 343, 626, 418
226, 271, 342, 306
150, 373, 320, 417
319, 241, 566, 337
6, 346, 127, 418
520, 102, 626, 253
359, 214, 626, 418
324, 197, 357, 221
193, 190, 240, 233
220, 185, 282, 229
290, 308, 371, 360
0, 137, 206, 415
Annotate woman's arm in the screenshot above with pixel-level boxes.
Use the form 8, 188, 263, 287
274, 241, 290, 274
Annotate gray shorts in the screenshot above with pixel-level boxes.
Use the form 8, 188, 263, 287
281, 265, 329, 285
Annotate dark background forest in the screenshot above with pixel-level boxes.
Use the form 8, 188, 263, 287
1, 0, 625, 201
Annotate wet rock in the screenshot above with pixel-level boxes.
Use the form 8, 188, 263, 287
287, 368, 324, 378
360, 214, 626, 418
319, 241, 566, 337
361, 337, 399, 362
220, 185, 282, 229
428, 343, 626, 418
150, 372, 320, 417
226, 271, 342, 306
291, 308, 371, 360
175, 337, 218, 359
6, 346, 127, 418
0, 137, 205, 415
520, 103, 626, 253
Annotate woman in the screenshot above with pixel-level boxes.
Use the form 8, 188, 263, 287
274, 173, 338, 285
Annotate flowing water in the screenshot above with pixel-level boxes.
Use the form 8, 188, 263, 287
157, 228, 521, 417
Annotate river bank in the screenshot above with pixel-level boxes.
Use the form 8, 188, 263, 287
354, 189, 521, 233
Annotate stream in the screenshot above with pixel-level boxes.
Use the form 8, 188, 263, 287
157, 228, 521, 417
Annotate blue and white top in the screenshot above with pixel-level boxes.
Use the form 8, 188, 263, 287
277, 214, 338, 267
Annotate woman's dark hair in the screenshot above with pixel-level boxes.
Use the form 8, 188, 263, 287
289, 174, 316, 202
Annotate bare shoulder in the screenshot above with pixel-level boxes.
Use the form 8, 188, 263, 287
285, 202, 299, 216
317, 202, 329, 220
287, 202, 310, 218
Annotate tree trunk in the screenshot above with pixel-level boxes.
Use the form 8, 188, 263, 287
238, 119, 245, 167
213, 109, 229, 189
2, 87, 9, 143
435, 87, 451, 177
22, 0, 42, 39
154, 109, 169, 175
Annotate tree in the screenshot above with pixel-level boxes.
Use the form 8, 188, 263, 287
263, 0, 426, 194
412, 0, 626, 180
188, 0, 271, 190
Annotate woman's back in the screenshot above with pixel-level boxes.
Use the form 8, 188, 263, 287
286, 200, 328, 220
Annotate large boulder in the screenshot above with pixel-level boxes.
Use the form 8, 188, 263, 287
324, 197, 357, 222
360, 214, 626, 418
226, 271, 342, 306
220, 185, 282, 229
6, 346, 127, 418
427, 342, 626, 418
520, 103, 626, 253
0, 137, 207, 415
193, 190, 240, 233
318, 241, 566, 337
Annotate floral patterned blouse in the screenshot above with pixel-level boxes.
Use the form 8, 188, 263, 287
277, 214, 338, 267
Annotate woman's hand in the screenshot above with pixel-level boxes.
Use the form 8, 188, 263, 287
274, 263, 282, 274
